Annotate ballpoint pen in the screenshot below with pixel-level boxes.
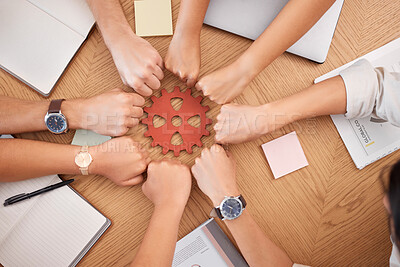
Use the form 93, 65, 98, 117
3, 179, 74, 206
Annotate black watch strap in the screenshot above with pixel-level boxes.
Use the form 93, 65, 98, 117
214, 207, 224, 220
238, 194, 247, 208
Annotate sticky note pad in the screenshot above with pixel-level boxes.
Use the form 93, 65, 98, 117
134, 0, 173, 37
261, 131, 308, 179
71, 129, 111, 147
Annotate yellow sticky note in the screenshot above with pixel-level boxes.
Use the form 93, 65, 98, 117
134, 0, 173, 37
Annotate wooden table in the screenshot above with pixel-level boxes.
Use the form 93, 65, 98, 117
1, 0, 399, 265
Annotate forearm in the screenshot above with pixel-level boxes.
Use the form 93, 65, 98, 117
0, 96, 82, 134
86, 0, 132, 48
225, 211, 292, 267
266, 75, 346, 131
131, 205, 185, 266
239, 0, 335, 77
174, 0, 210, 37
0, 139, 81, 181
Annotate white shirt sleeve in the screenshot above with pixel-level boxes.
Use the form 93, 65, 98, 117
339, 59, 400, 127
390, 242, 400, 267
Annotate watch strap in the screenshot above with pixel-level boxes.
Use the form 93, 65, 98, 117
211, 207, 224, 220
48, 99, 65, 114
81, 145, 89, 153
239, 194, 247, 208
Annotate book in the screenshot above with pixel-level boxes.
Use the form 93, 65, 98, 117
0, 175, 111, 266
172, 218, 248, 267
0, 0, 95, 97
315, 37, 400, 169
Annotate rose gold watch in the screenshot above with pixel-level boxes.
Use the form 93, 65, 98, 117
74, 146, 93, 175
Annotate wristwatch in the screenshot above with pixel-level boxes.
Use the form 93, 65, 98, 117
44, 99, 68, 134
74, 146, 93, 175
210, 195, 247, 221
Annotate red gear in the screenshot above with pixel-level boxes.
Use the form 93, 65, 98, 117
142, 86, 212, 156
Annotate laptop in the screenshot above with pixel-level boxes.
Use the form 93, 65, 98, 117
0, 0, 95, 97
204, 0, 344, 63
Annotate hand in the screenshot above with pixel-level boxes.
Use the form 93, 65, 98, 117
215, 103, 272, 144
165, 33, 201, 88
142, 159, 192, 208
108, 31, 164, 96
191, 144, 239, 206
90, 136, 151, 186
195, 61, 252, 104
65, 88, 145, 136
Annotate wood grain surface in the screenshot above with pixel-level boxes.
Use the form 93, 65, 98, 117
1, 0, 399, 266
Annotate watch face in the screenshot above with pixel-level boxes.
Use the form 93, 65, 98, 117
220, 198, 243, 220
45, 113, 67, 134
75, 152, 92, 168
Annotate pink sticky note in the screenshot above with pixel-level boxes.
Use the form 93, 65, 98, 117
261, 131, 308, 179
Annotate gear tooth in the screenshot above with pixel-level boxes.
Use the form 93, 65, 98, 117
196, 141, 203, 147
195, 96, 202, 102
186, 89, 192, 96
151, 96, 158, 102
142, 118, 149, 124
204, 130, 210, 136
162, 146, 169, 154
174, 149, 180, 157
174, 86, 180, 92
161, 89, 168, 95
202, 105, 210, 112
186, 146, 193, 154
151, 140, 156, 147
143, 107, 150, 113
206, 118, 213, 125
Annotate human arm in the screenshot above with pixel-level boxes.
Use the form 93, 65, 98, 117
196, 0, 336, 104
191, 144, 293, 267
0, 136, 150, 184
214, 75, 346, 144
131, 159, 192, 266
86, 0, 164, 96
165, 0, 210, 87
0, 88, 145, 136
215, 59, 400, 144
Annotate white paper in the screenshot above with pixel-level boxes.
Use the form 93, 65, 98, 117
315, 38, 400, 169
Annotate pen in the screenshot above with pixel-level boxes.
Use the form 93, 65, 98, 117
3, 179, 74, 206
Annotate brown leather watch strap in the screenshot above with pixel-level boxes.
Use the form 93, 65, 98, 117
48, 99, 65, 114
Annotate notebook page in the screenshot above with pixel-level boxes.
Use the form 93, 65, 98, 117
0, 176, 107, 267
0, 0, 84, 95
26, 0, 95, 37
0, 175, 55, 243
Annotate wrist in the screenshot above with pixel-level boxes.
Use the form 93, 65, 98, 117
174, 24, 201, 39
235, 53, 261, 82
62, 99, 84, 129
87, 145, 107, 176
105, 25, 138, 52
154, 200, 187, 215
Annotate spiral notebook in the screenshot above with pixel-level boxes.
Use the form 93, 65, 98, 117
0, 174, 111, 267
315, 38, 400, 169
